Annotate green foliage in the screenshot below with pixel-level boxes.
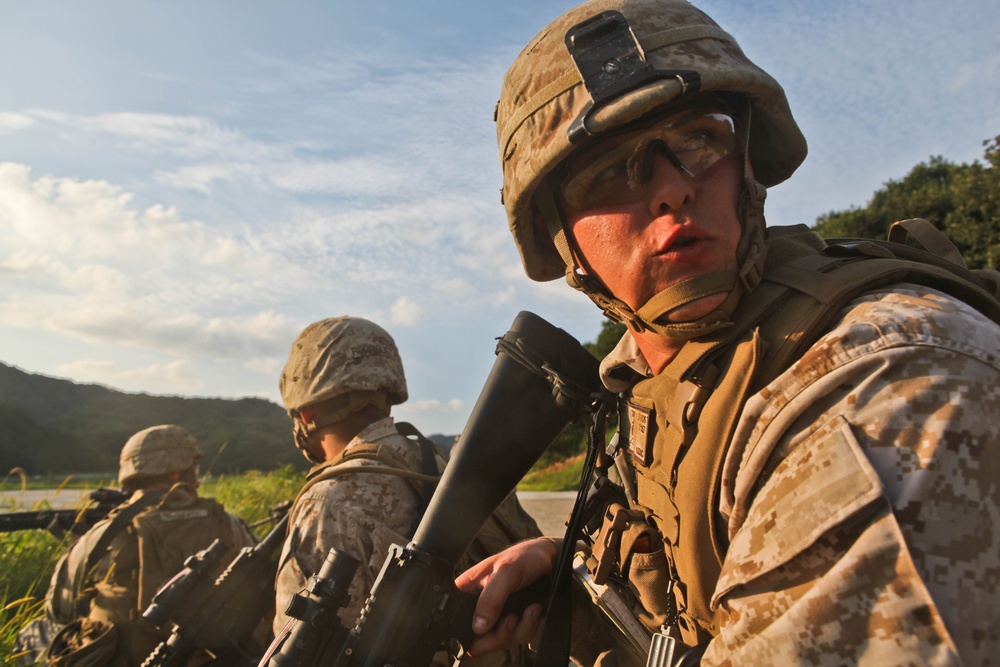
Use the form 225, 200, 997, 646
585, 320, 628, 359
519, 455, 586, 492
0, 514, 77, 664
813, 136, 1000, 270
205, 465, 306, 535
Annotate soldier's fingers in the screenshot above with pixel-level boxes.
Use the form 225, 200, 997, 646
510, 603, 544, 645
468, 613, 520, 656
470, 565, 522, 633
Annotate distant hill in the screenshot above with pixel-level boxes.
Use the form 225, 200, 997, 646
0, 363, 459, 478
0, 362, 304, 476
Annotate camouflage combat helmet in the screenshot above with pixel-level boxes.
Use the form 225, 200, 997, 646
119, 424, 201, 486
280, 317, 407, 462
496, 0, 807, 337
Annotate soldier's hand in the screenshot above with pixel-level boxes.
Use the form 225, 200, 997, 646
454, 536, 559, 656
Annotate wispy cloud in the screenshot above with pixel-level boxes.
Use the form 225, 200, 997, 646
0, 112, 34, 132
390, 297, 423, 326
54, 358, 205, 393
0, 163, 307, 363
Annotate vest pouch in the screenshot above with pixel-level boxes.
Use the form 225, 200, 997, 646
46, 618, 123, 667
627, 545, 674, 632
131, 493, 233, 611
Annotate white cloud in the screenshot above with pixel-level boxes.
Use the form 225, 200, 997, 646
950, 51, 1000, 92
409, 398, 465, 414
54, 358, 205, 393
243, 356, 283, 377
390, 297, 423, 326
0, 164, 308, 362
0, 112, 34, 132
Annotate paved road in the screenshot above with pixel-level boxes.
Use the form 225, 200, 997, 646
0, 488, 92, 511
2, 489, 579, 538
517, 491, 576, 537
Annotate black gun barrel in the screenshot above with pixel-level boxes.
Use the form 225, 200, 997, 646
412, 310, 602, 561
348, 311, 603, 666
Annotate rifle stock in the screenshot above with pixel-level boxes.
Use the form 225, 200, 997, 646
262, 310, 604, 666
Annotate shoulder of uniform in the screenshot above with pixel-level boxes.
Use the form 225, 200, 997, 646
834, 283, 1000, 354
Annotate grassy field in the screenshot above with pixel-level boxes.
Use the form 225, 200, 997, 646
0, 460, 580, 664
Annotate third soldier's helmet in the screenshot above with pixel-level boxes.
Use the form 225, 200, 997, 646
496, 0, 807, 335
119, 424, 201, 486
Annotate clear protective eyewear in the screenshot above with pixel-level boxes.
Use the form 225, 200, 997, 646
560, 106, 737, 211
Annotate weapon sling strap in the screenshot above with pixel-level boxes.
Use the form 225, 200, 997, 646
73, 489, 166, 615
535, 403, 613, 667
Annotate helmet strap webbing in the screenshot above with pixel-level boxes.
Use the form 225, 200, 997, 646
290, 391, 391, 463
536, 183, 650, 331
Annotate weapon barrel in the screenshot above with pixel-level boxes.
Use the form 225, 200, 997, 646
348, 311, 604, 666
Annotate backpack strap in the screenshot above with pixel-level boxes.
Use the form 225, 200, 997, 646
887, 218, 965, 267
394, 421, 445, 509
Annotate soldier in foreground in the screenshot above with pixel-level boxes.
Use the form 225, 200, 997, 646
274, 316, 539, 665
40, 424, 256, 665
456, 0, 1000, 664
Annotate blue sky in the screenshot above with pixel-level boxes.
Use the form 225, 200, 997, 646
2, 0, 998, 437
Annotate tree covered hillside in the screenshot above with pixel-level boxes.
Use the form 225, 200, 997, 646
813, 135, 1000, 270
0, 362, 305, 476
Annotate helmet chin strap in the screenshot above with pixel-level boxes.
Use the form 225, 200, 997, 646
290, 391, 391, 464
539, 98, 768, 341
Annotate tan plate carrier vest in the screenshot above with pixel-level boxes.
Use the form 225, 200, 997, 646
609, 221, 1000, 646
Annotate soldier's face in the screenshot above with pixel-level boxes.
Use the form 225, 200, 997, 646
558, 113, 743, 322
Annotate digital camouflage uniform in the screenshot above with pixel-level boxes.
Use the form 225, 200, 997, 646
274, 416, 424, 631
274, 416, 539, 666
599, 283, 1000, 665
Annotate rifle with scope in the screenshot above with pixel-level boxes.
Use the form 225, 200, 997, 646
0, 487, 130, 539
139, 502, 292, 667
259, 310, 608, 667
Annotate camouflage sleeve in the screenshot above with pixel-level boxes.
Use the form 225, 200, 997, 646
708, 286, 1000, 666
273, 468, 420, 635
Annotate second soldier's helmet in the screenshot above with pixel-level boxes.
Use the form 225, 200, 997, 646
119, 424, 202, 487
280, 317, 407, 462
280, 316, 408, 414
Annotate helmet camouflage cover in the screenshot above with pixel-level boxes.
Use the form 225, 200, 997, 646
496, 0, 807, 284
119, 424, 201, 485
279, 316, 408, 416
